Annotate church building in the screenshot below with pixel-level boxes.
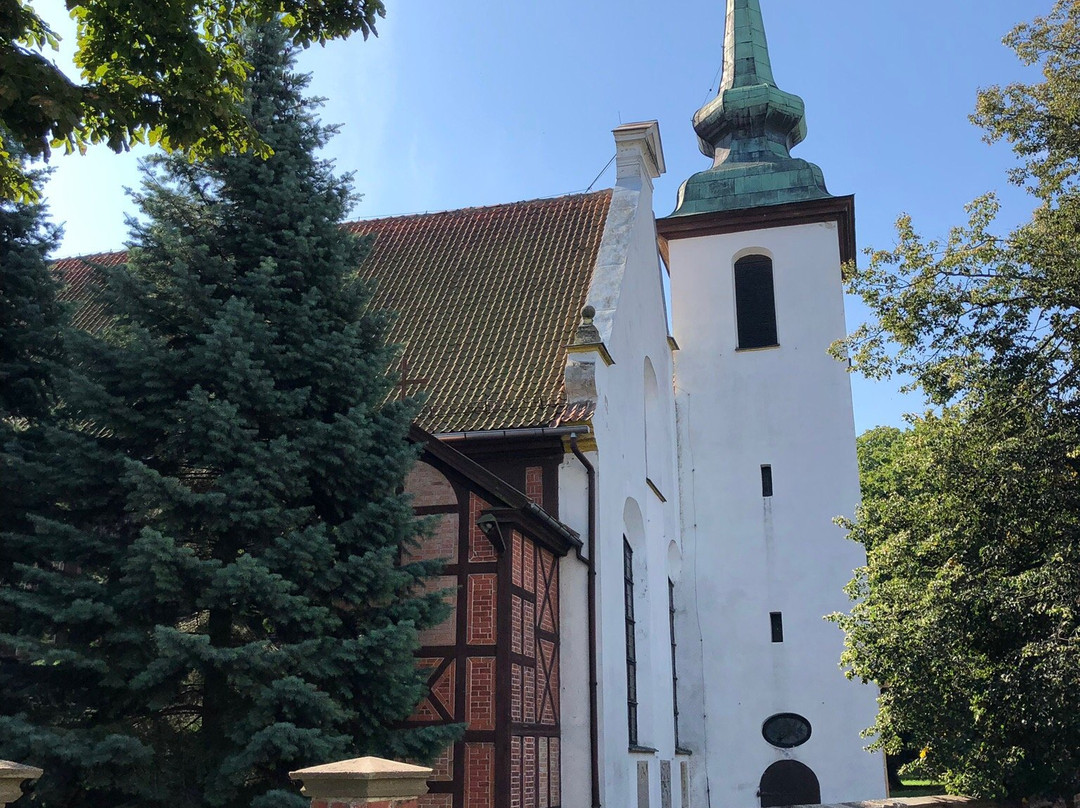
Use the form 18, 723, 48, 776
55, 1, 886, 806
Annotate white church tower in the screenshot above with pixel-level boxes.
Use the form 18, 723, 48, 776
657, 1, 885, 805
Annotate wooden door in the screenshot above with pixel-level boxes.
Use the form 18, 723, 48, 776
758, 760, 820, 807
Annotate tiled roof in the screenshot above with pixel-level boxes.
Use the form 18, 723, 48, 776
53, 250, 126, 335
51, 191, 612, 434
346, 191, 611, 432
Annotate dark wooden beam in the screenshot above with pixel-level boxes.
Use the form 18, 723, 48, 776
656, 195, 857, 266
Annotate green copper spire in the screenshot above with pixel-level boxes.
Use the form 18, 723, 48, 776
717, 0, 775, 91
670, 0, 832, 216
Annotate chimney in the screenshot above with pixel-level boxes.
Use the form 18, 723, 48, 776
613, 120, 666, 191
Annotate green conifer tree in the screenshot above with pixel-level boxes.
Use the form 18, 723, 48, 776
0, 25, 456, 808
1, 147, 152, 808
0, 159, 62, 426
0, 152, 64, 612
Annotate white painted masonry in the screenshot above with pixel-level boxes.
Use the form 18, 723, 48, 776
668, 221, 883, 807
559, 121, 688, 808
552, 7, 890, 797
557, 119, 885, 808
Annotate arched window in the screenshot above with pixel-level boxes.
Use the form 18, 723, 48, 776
734, 254, 778, 349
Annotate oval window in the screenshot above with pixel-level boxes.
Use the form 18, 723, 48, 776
761, 713, 812, 749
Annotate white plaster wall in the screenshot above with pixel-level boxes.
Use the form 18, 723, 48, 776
669, 221, 884, 807
557, 151, 686, 808
558, 455, 593, 808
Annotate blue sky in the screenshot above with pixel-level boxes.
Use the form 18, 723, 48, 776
35, 0, 1045, 433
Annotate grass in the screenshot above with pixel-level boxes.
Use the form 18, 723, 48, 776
892, 779, 948, 798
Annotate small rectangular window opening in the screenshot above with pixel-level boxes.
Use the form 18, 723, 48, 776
770, 612, 784, 643
761, 465, 773, 498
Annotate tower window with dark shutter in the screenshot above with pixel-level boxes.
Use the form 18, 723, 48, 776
771, 612, 784, 643
624, 538, 639, 746
734, 255, 778, 349
761, 465, 773, 497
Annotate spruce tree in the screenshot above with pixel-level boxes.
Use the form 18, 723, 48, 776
0, 159, 62, 425
0, 26, 456, 808
0, 153, 64, 613
0, 150, 155, 808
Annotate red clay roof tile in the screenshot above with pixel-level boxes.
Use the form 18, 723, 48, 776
52, 191, 611, 433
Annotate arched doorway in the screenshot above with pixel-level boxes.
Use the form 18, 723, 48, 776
758, 760, 820, 807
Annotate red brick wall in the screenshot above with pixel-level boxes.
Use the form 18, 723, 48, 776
511, 737, 522, 808
466, 574, 497, 645
549, 738, 561, 806
523, 538, 535, 595
430, 661, 455, 721
465, 743, 495, 808
406, 461, 458, 507
468, 494, 498, 562
510, 735, 560, 808
312, 800, 421, 808
404, 455, 563, 808
509, 530, 562, 808
466, 656, 495, 731
428, 743, 455, 782
417, 575, 458, 647
402, 461, 462, 808
525, 466, 543, 502
419, 795, 454, 808
409, 658, 447, 723
406, 513, 459, 565
538, 549, 557, 634
512, 532, 523, 589
539, 736, 549, 808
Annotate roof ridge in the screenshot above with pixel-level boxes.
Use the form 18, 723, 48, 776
52, 189, 615, 433
345, 188, 613, 227
52, 191, 616, 266
53, 249, 128, 265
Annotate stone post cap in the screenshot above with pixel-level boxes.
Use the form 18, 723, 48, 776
0, 762, 42, 779
0, 760, 43, 806
289, 757, 432, 800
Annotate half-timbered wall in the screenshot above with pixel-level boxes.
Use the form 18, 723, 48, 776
509, 529, 561, 808
403, 457, 564, 808
405, 461, 462, 808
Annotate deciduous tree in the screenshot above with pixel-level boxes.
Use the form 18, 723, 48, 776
835, 1, 1080, 799
0, 0, 385, 202
840, 411, 1080, 799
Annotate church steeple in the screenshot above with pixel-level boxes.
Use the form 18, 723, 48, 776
671, 0, 832, 217
716, 0, 776, 92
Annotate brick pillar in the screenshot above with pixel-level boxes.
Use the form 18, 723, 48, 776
289, 757, 432, 808
0, 761, 42, 807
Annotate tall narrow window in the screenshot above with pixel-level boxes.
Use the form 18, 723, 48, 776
734, 255, 778, 349
761, 465, 773, 498
669, 579, 681, 749
770, 612, 784, 643
624, 538, 638, 746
